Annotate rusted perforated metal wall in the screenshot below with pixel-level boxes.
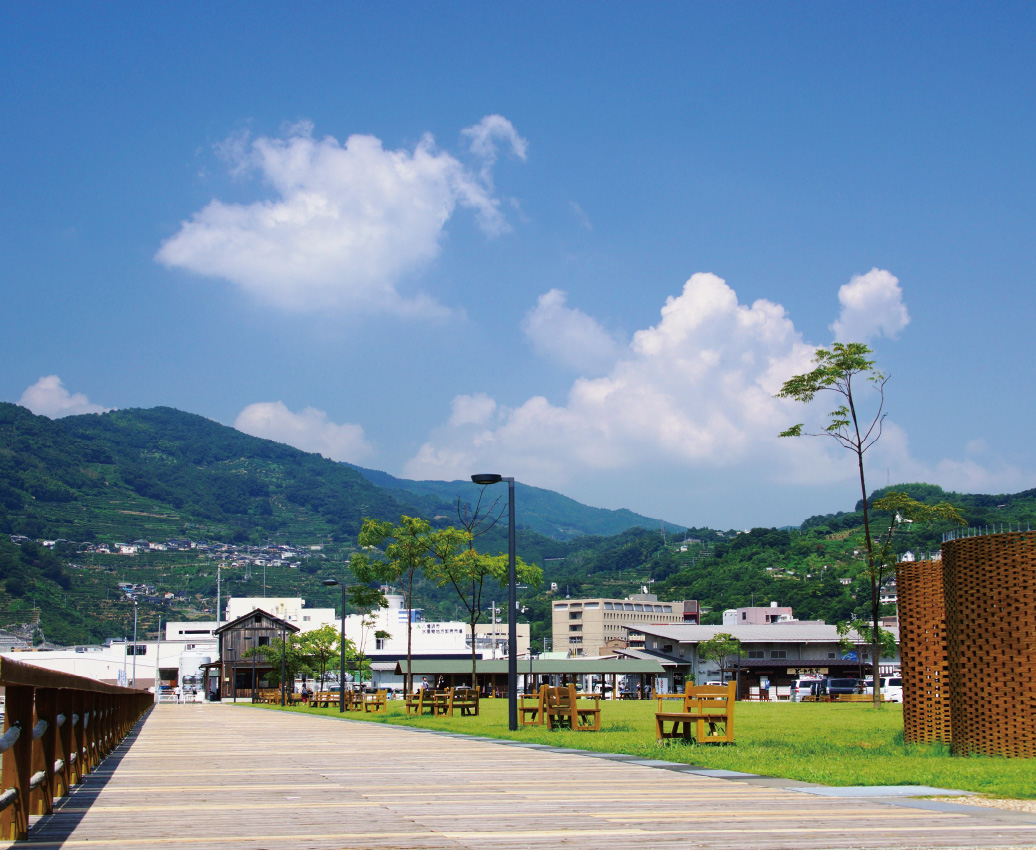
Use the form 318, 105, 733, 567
942, 532, 1035, 758
896, 559, 951, 744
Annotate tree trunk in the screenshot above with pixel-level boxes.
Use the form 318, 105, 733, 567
854, 440, 882, 708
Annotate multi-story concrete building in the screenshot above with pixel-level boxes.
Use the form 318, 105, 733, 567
552, 593, 697, 657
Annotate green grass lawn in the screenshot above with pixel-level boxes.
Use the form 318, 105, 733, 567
243, 698, 1034, 800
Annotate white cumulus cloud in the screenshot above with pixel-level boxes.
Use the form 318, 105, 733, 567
521, 289, 625, 374
234, 402, 373, 463
19, 376, 110, 418
830, 268, 910, 342
405, 273, 822, 489
156, 116, 527, 316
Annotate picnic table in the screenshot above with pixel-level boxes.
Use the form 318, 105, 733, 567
519, 685, 547, 726
655, 681, 736, 744
446, 687, 480, 717
545, 684, 601, 732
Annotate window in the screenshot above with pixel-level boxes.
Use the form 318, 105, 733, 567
375, 637, 386, 650
554, 604, 568, 611
633, 604, 644, 612
584, 602, 600, 609
258, 636, 270, 647
747, 650, 765, 659
770, 650, 787, 659
126, 645, 147, 656
569, 611, 582, 620
604, 602, 614, 610
662, 644, 673, 653
742, 612, 747, 620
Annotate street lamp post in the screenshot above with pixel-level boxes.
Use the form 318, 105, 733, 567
323, 579, 348, 713
470, 473, 518, 731
280, 615, 287, 707
131, 601, 138, 687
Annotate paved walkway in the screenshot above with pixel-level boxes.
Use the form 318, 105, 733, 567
6, 704, 1036, 849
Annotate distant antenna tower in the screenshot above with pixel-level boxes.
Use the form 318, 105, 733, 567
661, 521, 666, 544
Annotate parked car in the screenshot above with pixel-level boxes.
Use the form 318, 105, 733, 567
863, 677, 903, 702
814, 678, 860, 698
790, 678, 822, 702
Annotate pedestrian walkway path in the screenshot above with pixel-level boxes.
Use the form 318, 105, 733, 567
6, 703, 1036, 849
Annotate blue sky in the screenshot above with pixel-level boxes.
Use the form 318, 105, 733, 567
3, 3, 1034, 529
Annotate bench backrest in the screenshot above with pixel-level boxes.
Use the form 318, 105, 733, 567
683, 681, 736, 715
545, 684, 574, 711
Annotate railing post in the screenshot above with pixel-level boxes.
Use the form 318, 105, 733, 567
0, 685, 35, 840
55, 690, 73, 798
82, 693, 97, 775
30, 690, 56, 816
70, 691, 85, 783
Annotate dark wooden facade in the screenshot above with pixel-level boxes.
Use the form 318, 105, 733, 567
213, 608, 298, 700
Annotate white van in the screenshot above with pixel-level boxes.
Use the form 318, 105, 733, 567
790, 678, 822, 702
863, 676, 903, 702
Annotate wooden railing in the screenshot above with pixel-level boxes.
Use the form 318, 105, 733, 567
0, 657, 152, 841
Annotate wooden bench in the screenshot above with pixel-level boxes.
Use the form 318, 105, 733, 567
364, 690, 388, 713
833, 693, 883, 703
519, 685, 547, 726
545, 684, 601, 732
447, 687, 480, 717
655, 681, 736, 744
412, 688, 449, 716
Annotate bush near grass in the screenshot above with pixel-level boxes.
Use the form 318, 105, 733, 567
245, 698, 1033, 800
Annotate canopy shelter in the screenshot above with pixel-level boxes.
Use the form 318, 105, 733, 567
395, 657, 665, 698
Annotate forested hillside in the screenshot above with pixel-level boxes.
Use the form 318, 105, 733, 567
0, 402, 1033, 648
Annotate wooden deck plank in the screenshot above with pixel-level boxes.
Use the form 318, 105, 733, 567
3, 704, 1034, 850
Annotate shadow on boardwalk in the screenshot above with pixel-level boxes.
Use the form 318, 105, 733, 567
7, 703, 1036, 850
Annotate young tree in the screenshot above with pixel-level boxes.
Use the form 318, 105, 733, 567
353, 516, 435, 694
301, 624, 347, 690
427, 523, 542, 691
697, 633, 743, 684
777, 342, 889, 706
836, 620, 896, 684
242, 632, 309, 694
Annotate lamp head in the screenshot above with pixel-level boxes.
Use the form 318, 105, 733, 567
471, 473, 503, 485
322, 579, 341, 587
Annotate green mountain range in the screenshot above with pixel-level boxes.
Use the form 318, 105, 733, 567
0, 402, 1033, 648
344, 463, 682, 541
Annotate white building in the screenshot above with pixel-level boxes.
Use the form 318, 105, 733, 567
224, 597, 336, 631
0, 592, 532, 696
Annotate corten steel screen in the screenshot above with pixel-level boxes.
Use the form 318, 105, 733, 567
896, 559, 952, 745
942, 532, 1035, 758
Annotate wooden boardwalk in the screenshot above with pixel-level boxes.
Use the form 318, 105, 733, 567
5, 703, 1036, 849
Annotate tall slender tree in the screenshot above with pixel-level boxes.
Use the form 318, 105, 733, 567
776, 342, 889, 704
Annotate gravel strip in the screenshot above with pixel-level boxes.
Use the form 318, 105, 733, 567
929, 796, 1036, 813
